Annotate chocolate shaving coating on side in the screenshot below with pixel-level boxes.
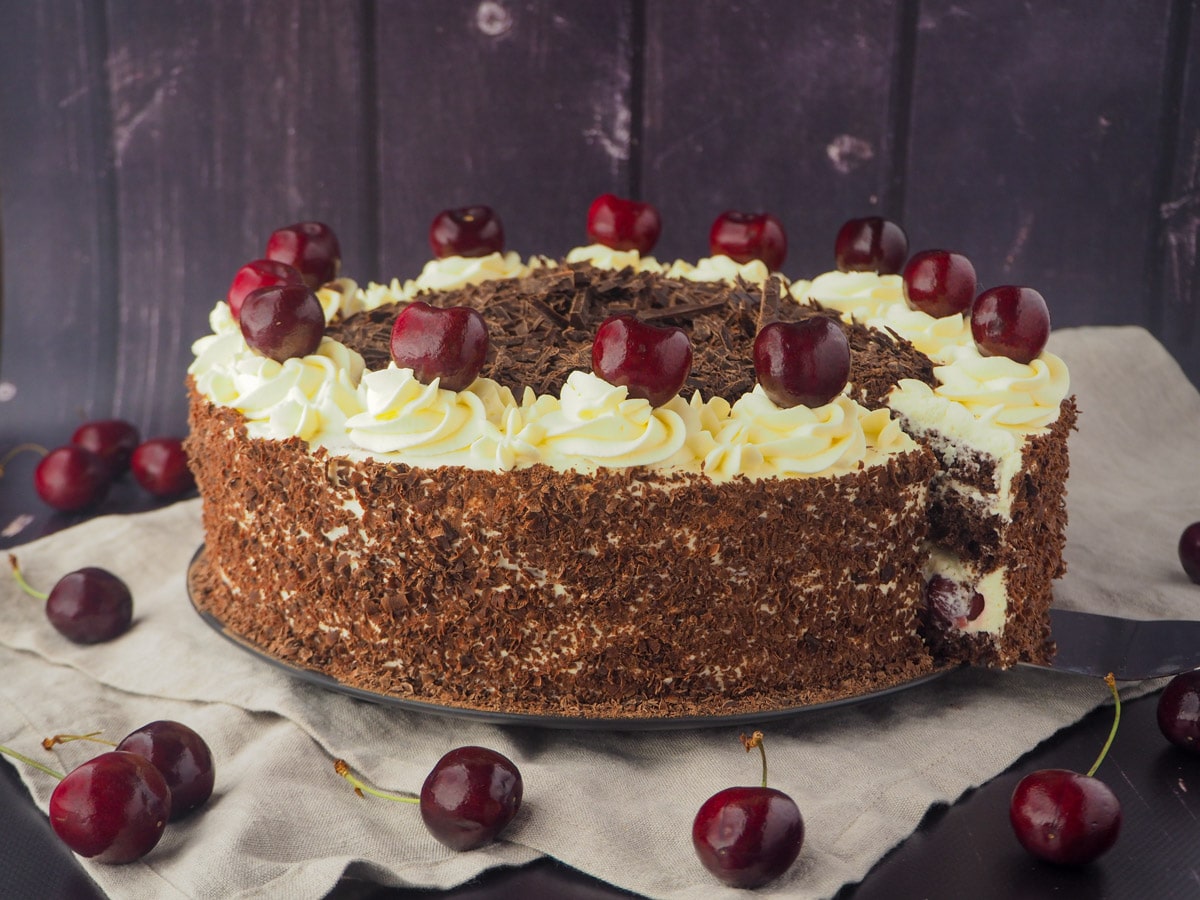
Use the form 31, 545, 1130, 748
327, 263, 936, 408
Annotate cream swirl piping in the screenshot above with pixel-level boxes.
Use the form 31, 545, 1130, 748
930, 350, 1070, 430
565, 244, 664, 273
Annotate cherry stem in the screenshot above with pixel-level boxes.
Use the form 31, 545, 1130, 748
1086, 673, 1121, 778
0, 744, 65, 781
333, 759, 418, 804
42, 732, 115, 751
740, 730, 768, 789
8, 554, 49, 601
0, 443, 49, 478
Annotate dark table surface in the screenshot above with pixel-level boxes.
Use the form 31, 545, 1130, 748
2, 445, 1199, 900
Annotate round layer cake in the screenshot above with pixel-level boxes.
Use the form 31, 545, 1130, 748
186, 233, 1073, 719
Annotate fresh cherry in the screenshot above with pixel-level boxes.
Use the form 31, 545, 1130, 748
226, 259, 304, 319
130, 438, 195, 498
971, 286, 1051, 364
693, 731, 803, 889
70, 419, 140, 478
390, 302, 490, 392
428, 205, 505, 259
239, 283, 326, 362
1157, 670, 1200, 752
49, 751, 171, 864
34, 445, 110, 511
834, 216, 908, 274
902, 250, 977, 318
420, 746, 524, 851
116, 721, 215, 820
754, 317, 851, 409
1179, 522, 1200, 584
1010, 674, 1122, 865
265, 221, 341, 288
709, 210, 787, 271
592, 315, 693, 408
586, 193, 662, 254
335, 746, 523, 851
10, 555, 133, 643
925, 575, 985, 630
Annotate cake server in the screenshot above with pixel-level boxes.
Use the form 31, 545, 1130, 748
1038, 608, 1200, 681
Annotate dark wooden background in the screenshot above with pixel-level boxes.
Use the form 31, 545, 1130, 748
1, 0, 1197, 443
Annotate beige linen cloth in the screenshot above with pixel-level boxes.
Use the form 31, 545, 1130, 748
1, 326, 1198, 900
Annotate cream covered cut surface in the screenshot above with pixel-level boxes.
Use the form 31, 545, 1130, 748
186, 244, 1073, 717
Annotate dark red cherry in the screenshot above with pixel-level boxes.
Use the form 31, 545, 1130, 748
227, 259, 304, 319
49, 751, 170, 864
1009, 769, 1121, 865
592, 315, 693, 407
586, 193, 662, 254
1157, 670, 1200, 753
1179, 522, 1200, 584
709, 210, 787, 271
239, 283, 326, 362
970, 286, 1051, 364
693, 786, 804, 889
419, 746, 523, 851
117, 721, 215, 820
265, 221, 341, 288
925, 575, 985, 630
130, 438, 195, 498
428, 206, 505, 259
390, 302, 490, 392
902, 250, 977, 318
70, 420, 140, 478
34, 446, 110, 511
753, 318, 851, 409
45, 566, 133, 643
834, 216, 908, 274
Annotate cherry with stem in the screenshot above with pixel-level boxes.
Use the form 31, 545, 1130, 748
10, 553, 133, 644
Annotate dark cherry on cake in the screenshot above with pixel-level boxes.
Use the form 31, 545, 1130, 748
1179, 522, 1200, 584
390, 302, 490, 392
117, 721, 215, 820
1010, 674, 1122, 865
70, 419, 140, 478
709, 210, 787, 271
10, 554, 134, 643
239, 283, 326, 362
265, 221, 341, 288
586, 193, 662, 254
429, 205, 505, 259
971, 286, 1050, 364
1157, 670, 1200, 752
131, 437, 195, 498
835, 216, 908, 275
34, 445, 110, 511
902, 250, 977, 318
925, 575, 985, 630
753, 317, 851, 409
693, 732, 803, 889
592, 314, 693, 407
227, 259, 304, 319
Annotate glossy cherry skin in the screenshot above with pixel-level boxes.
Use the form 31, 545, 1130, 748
586, 193, 662, 254
34, 446, 110, 511
754, 317, 851, 409
265, 221, 341, 288
117, 721, 215, 820
239, 283, 326, 362
70, 419, 140, 478
592, 315, 693, 408
130, 438, 195, 498
693, 786, 804, 889
1157, 670, 1200, 752
419, 746, 523, 851
1009, 769, 1121, 865
227, 259, 304, 319
902, 250, 977, 318
709, 210, 787, 271
834, 216, 908, 274
1179, 522, 1200, 584
970, 286, 1051, 364
45, 567, 133, 643
49, 751, 171, 864
390, 302, 490, 392
429, 205, 505, 259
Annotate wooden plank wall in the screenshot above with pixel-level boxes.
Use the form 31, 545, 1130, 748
1, 0, 1196, 444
